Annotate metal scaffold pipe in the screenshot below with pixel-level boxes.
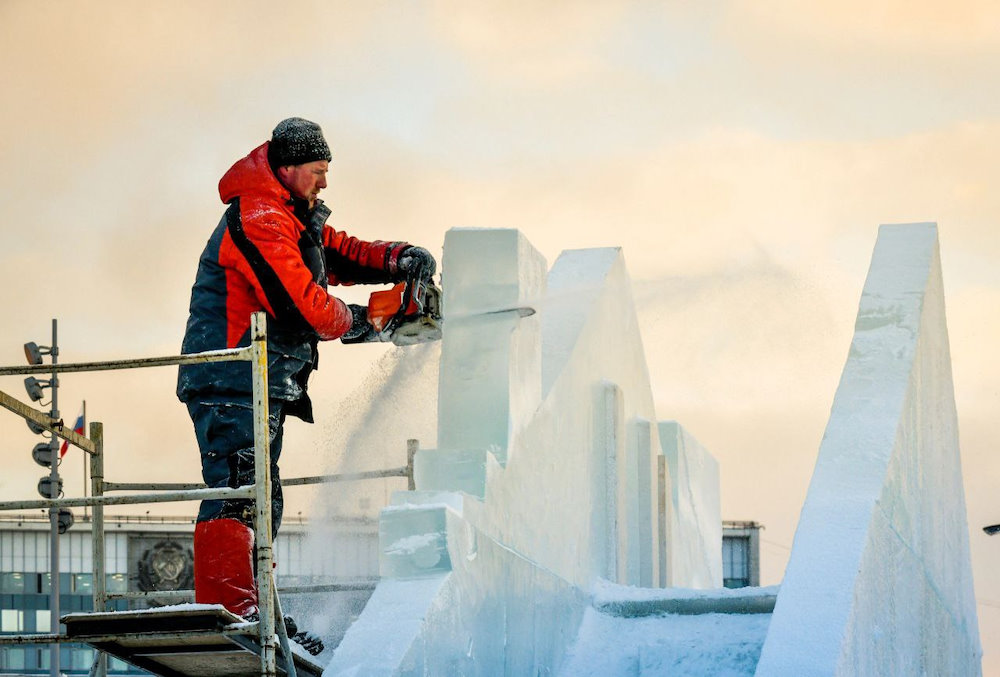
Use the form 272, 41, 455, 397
0, 346, 252, 376
101, 466, 409, 492
250, 311, 277, 676
0, 389, 95, 454
90, 422, 107, 677
0, 485, 256, 512
0, 309, 420, 676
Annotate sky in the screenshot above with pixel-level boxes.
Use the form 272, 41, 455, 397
1, 0, 998, 671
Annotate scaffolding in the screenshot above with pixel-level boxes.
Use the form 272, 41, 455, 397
0, 312, 414, 676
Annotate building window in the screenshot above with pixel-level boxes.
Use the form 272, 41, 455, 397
0, 572, 25, 594
1, 609, 24, 633
1, 647, 26, 669
109, 655, 131, 672
36, 610, 51, 633
73, 573, 93, 594
723, 536, 750, 588
72, 646, 95, 670
722, 521, 761, 588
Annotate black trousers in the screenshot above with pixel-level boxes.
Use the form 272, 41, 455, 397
187, 397, 288, 535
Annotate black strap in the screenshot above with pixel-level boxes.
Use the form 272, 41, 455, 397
225, 199, 313, 334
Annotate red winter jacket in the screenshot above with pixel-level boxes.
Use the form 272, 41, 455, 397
177, 143, 408, 420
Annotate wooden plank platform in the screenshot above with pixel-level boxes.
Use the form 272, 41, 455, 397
62, 605, 324, 677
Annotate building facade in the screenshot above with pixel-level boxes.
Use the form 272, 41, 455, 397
0, 513, 377, 675
722, 520, 762, 588
2, 512, 761, 674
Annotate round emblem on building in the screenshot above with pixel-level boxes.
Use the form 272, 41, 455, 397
138, 540, 193, 603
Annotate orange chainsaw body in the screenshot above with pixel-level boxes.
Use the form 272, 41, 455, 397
365, 279, 443, 345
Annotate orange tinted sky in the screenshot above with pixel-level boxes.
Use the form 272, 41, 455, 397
1, 1, 998, 671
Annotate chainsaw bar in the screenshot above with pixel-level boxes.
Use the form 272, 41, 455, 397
450, 306, 536, 320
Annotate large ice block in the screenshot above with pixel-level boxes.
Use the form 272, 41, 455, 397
755, 224, 982, 676
436, 228, 545, 465
659, 421, 722, 588
329, 230, 726, 676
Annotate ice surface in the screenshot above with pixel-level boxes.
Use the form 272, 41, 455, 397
327, 229, 723, 675
322, 224, 983, 675
414, 448, 489, 497
326, 507, 588, 676
436, 228, 545, 464
592, 578, 778, 605
755, 224, 982, 676
379, 504, 452, 578
660, 421, 722, 588
558, 607, 771, 677
324, 574, 450, 676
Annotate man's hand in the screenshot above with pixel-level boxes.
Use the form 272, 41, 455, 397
340, 303, 377, 343
397, 246, 437, 280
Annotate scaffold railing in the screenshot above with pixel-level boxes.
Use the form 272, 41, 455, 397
0, 311, 415, 677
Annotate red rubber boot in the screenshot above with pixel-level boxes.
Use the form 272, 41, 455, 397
193, 518, 258, 618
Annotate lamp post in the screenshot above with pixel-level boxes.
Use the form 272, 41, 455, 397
24, 321, 61, 677
48, 319, 60, 677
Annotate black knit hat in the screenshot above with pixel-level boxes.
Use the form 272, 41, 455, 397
267, 117, 332, 168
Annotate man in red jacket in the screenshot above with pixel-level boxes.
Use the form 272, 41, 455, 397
177, 118, 435, 654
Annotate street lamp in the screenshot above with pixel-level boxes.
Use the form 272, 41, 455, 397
37, 476, 63, 498
56, 509, 73, 534
24, 341, 55, 365
24, 376, 52, 402
31, 441, 59, 468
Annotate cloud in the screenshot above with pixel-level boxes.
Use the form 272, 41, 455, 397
427, 1, 628, 85
727, 0, 1000, 53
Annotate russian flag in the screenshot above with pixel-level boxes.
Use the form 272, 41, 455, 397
60, 404, 85, 458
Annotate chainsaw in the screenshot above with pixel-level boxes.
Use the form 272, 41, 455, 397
341, 268, 443, 346
340, 263, 538, 346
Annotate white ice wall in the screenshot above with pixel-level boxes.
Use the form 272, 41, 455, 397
436, 228, 545, 465
326, 495, 589, 677
422, 237, 720, 589
328, 229, 722, 676
477, 246, 664, 588
659, 421, 722, 588
755, 224, 982, 676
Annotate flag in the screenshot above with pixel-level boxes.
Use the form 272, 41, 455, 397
60, 404, 85, 458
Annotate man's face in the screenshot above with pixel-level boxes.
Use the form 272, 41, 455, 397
277, 160, 328, 208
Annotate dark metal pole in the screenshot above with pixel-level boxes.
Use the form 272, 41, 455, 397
83, 400, 88, 520
48, 319, 60, 677
90, 422, 107, 677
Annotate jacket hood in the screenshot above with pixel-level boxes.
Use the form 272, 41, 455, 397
218, 143, 291, 205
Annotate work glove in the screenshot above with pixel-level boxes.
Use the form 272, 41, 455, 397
397, 246, 437, 280
293, 630, 325, 655
340, 303, 376, 344
250, 612, 325, 656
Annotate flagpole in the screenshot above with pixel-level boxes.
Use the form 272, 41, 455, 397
83, 400, 88, 520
